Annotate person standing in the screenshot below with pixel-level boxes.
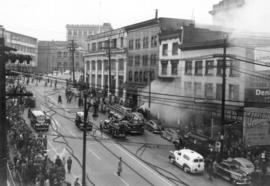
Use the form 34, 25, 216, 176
74, 177, 81, 186
58, 95, 62, 104
67, 156, 72, 174
117, 157, 122, 176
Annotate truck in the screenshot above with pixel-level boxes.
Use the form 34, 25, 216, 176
100, 119, 126, 138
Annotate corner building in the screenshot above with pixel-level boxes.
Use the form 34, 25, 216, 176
84, 28, 127, 101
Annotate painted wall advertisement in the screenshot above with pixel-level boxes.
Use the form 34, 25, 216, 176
243, 107, 270, 146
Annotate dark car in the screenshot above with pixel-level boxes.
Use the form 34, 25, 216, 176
145, 120, 162, 134
75, 112, 92, 131
215, 160, 252, 185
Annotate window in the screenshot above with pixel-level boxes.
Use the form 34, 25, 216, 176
162, 44, 168, 56
217, 60, 223, 76
134, 71, 138, 82
194, 82, 202, 97
92, 43, 96, 52
150, 71, 155, 80
135, 39, 141, 49
142, 55, 148, 66
83, 31, 87, 36
143, 37, 149, 48
91, 61, 96, 70
120, 37, 124, 48
128, 40, 133, 50
135, 55, 140, 66
171, 60, 178, 75
161, 61, 168, 75
151, 35, 157, 47
143, 71, 148, 82
111, 38, 117, 48
129, 71, 133, 81
229, 84, 239, 101
139, 71, 142, 82
229, 60, 240, 77
57, 52, 61, 58
183, 154, 190, 161
98, 61, 102, 70
104, 61, 109, 71
119, 59, 124, 71
98, 42, 102, 51
172, 42, 178, 55
68, 30, 72, 35
150, 54, 157, 66
205, 83, 213, 99
63, 52, 67, 58
195, 61, 203, 75
86, 61, 90, 71
185, 61, 192, 75
205, 60, 214, 75
128, 56, 133, 66
216, 84, 222, 100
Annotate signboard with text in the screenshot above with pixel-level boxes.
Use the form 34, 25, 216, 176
243, 107, 270, 146
245, 88, 270, 106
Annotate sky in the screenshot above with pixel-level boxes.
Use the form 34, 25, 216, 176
0, 0, 220, 41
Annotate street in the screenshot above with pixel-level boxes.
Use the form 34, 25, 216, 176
24, 79, 232, 186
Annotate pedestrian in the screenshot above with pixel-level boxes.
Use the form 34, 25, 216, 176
54, 80, 57, 89
208, 159, 214, 181
58, 95, 62, 104
67, 156, 72, 174
117, 157, 122, 176
74, 177, 81, 186
55, 155, 62, 167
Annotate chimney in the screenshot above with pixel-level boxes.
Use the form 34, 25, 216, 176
155, 9, 158, 19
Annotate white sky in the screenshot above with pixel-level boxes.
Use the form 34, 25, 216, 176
0, 0, 220, 40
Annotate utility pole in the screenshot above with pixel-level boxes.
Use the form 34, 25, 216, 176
220, 36, 227, 158
0, 35, 7, 186
82, 93, 88, 186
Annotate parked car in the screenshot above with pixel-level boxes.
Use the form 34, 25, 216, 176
227, 157, 255, 175
215, 160, 252, 185
168, 149, 204, 174
145, 120, 162, 134
161, 128, 179, 144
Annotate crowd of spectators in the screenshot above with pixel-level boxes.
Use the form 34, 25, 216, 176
8, 111, 66, 186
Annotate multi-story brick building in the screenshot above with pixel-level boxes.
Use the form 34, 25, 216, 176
2, 27, 38, 71
124, 17, 193, 107
84, 28, 127, 100
37, 41, 83, 73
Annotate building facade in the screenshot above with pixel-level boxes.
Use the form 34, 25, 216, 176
125, 17, 193, 107
84, 28, 127, 101
37, 41, 83, 73
140, 25, 258, 138
3, 29, 38, 71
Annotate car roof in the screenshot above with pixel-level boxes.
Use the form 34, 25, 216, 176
178, 149, 204, 159
76, 112, 84, 117
32, 110, 45, 116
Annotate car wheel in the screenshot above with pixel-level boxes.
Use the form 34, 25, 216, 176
230, 177, 236, 186
183, 165, 190, 173
169, 158, 174, 164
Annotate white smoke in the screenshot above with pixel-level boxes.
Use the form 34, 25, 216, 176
214, 0, 270, 34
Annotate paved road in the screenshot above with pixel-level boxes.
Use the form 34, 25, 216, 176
26, 80, 232, 186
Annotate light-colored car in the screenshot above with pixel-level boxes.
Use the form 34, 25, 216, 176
228, 157, 255, 175
145, 120, 162, 134
169, 149, 204, 174
132, 112, 144, 121
161, 128, 179, 143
